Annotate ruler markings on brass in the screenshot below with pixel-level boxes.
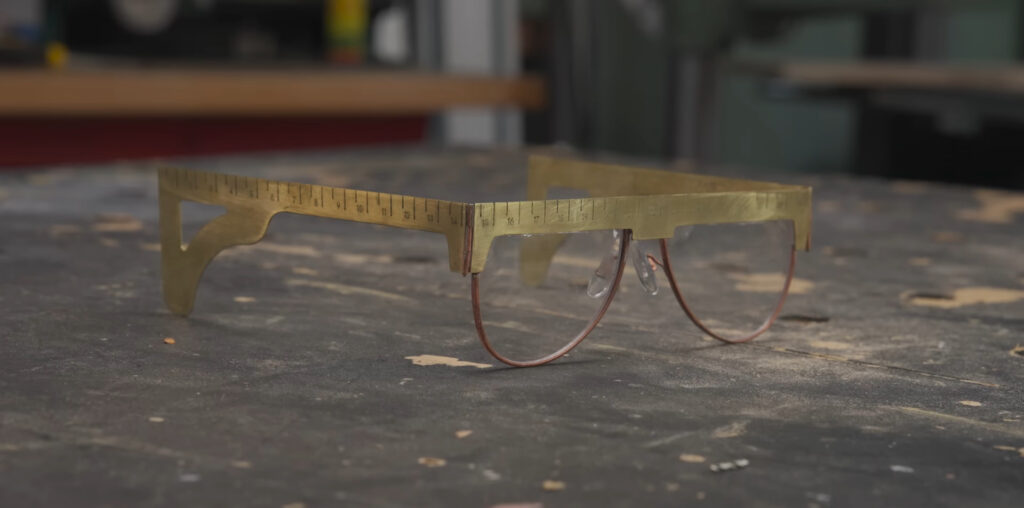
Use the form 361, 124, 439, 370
159, 167, 472, 234
160, 167, 805, 243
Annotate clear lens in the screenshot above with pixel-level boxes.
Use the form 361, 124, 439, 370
662, 221, 794, 342
474, 230, 626, 365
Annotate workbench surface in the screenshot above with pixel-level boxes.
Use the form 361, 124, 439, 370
1, 148, 1022, 507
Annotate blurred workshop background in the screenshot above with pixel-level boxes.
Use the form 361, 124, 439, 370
2, 0, 1023, 189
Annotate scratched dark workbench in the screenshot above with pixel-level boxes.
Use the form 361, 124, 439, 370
1, 147, 1022, 508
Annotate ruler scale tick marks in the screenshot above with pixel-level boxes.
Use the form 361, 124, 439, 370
159, 161, 811, 287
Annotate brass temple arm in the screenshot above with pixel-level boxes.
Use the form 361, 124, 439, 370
158, 168, 468, 316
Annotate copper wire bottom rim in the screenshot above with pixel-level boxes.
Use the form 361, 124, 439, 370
471, 230, 632, 367
659, 238, 797, 344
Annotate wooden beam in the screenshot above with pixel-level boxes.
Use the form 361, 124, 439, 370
0, 69, 546, 116
736, 60, 1024, 96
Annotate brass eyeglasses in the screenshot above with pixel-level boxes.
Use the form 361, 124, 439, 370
159, 156, 812, 367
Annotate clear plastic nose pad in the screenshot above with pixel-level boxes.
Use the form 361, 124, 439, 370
631, 241, 658, 295
587, 230, 622, 299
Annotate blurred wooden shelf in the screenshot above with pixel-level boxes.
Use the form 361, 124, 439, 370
0, 69, 546, 116
736, 60, 1024, 96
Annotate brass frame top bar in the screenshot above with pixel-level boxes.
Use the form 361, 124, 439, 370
158, 156, 811, 316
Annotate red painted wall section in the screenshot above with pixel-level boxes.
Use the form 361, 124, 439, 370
0, 117, 427, 167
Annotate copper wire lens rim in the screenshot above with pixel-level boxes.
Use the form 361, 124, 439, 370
472, 230, 632, 367
659, 238, 796, 344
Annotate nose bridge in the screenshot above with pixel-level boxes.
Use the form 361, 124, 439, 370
630, 238, 659, 295
586, 230, 660, 299
586, 229, 623, 299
